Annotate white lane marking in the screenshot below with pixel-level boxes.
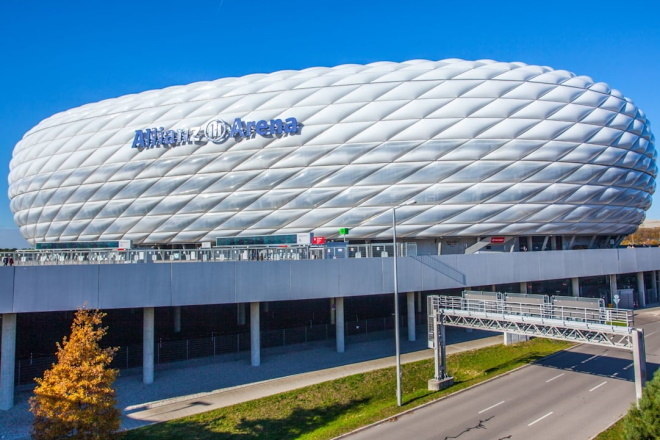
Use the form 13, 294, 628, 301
545, 373, 565, 383
623, 363, 634, 370
581, 354, 600, 364
478, 400, 505, 414
646, 331, 657, 337
528, 411, 554, 426
589, 381, 607, 392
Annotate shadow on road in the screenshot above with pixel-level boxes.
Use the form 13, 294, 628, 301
532, 349, 659, 382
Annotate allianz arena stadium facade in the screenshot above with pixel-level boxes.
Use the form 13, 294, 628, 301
8, 59, 656, 246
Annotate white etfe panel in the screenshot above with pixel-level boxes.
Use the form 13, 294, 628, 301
8, 59, 655, 245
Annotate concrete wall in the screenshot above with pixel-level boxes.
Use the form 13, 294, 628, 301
1, 248, 659, 313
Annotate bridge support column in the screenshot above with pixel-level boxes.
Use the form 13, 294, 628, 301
407, 292, 416, 341
250, 302, 260, 366
143, 307, 154, 385
335, 297, 345, 352
173, 306, 181, 333
237, 303, 246, 326
571, 278, 580, 297
503, 332, 529, 345
428, 312, 453, 391
0, 313, 16, 410
520, 282, 527, 294
632, 329, 647, 403
636, 272, 647, 308
609, 274, 618, 304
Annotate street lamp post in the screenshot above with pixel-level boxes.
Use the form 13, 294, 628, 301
392, 201, 415, 407
392, 206, 402, 407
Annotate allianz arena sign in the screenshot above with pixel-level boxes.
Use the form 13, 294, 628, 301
131, 116, 301, 148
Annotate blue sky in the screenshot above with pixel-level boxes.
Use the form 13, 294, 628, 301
1, 0, 659, 247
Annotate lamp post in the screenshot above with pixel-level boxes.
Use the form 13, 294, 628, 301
392, 200, 415, 407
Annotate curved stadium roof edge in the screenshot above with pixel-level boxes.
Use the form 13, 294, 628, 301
8, 58, 657, 245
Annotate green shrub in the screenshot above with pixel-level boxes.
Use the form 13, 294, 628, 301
623, 369, 660, 440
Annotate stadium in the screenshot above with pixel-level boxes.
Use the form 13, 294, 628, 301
0, 59, 658, 410
9, 58, 655, 247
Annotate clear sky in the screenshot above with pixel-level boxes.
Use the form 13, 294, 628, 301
1, 0, 659, 248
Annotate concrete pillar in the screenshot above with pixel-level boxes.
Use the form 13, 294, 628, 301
143, 307, 155, 385
250, 302, 260, 366
651, 271, 658, 304
520, 282, 528, 294
571, 278, 580, 297
632, 329, 647, 403
416, 292, 422, 311
526, 236, 533, 252
504, 332, 529, 345
609, 274, 618, 304
0, 314, 17, 410
173, 306, 181, 333
636, 272, 647, 308
330, 298, 336, 325
551, 236, 558, 250
335, 297, 344, 353
237, 303, 246, 326
407, 292, 416, 342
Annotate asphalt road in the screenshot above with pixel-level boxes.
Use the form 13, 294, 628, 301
343, 309, 660, 440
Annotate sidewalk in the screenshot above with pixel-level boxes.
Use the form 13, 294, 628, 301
122, 332, 501, 428
0, 328, 499, 439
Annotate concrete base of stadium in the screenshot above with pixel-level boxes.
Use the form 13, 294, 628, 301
1, 249, 660, 411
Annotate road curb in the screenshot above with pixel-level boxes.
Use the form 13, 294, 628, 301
587, 414, 626, 440
333, 344, 574, 439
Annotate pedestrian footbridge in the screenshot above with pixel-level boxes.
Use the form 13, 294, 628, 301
427, 291, 647, 401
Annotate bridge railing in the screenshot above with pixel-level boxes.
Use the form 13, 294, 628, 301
0, 242, 418, 267
429, 294, 633, 329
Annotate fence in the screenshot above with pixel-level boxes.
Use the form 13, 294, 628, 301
14, 314, 418, 385
0, 242, 418, 267
429, 294, 634, 328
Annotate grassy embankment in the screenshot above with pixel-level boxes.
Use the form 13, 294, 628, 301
123, 338, 571, 440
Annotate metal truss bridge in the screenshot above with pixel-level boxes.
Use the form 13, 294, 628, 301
427, 292, 647, 401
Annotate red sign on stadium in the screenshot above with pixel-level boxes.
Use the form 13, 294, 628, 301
312, 236, 327, 245
490, 236, 506, 244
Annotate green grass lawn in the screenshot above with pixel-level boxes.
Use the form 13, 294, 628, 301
123, 338, 572, 440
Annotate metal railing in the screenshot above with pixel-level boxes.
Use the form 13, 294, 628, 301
429, 295, 634, 329
0, 242, 417, 267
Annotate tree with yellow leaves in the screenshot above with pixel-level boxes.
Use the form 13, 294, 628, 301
29, 308, 121, 440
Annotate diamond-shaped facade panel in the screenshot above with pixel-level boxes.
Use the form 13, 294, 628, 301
8, 59, 656, 245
